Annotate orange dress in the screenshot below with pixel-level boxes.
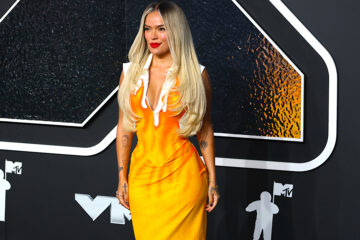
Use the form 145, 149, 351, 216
124, 53, 208, 240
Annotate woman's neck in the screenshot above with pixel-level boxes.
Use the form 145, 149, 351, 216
151, 52, 173, 68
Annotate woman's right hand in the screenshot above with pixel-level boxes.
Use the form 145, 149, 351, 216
116, 179, 130, 210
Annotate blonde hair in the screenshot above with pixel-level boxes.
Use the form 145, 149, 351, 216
117, 0, 206, 137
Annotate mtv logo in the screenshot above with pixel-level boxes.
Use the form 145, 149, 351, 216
273, 182, 293, 198
5, 160, 22, 175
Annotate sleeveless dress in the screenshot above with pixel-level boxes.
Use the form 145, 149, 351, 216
123, 53, 209, 240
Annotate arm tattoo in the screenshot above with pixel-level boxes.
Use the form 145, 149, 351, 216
118, 166, 123, 173
121, 135, 129, 147
200, 140, 208, 150
123, 183, 127, 195
199, 125, 209, 151
120, 135, 129, 167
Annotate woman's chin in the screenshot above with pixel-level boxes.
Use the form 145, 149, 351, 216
150, 48, 161, 53
149, 49, 171, 57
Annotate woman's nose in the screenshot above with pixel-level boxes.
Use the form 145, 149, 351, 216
151, 29, 157, 39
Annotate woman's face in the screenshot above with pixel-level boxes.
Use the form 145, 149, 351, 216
144, 11, 170, 57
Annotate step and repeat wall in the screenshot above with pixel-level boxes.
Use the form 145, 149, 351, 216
0, 0, 357, 239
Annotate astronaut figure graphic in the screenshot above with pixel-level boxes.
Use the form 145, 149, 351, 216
0, 169, 11, 222
246, 191, 279, 240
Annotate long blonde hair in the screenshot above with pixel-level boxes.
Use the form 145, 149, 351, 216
117, 0, 206, 137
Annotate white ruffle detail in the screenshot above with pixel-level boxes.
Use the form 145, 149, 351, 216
140, 53, 177, 127
124, 55, 205, 129
161, 78, 176, 113
141, 75, 149, 109
139, 53, 154, 109
153, 109, 160, 126
133, 79, 142, 95
162, 91, 169, 112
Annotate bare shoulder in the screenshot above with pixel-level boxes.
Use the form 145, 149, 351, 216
119, 62, 131, 86
119, 69, 124, 86
201, 68, 211, 92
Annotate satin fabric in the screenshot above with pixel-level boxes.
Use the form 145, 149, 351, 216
128, 73, 209, 240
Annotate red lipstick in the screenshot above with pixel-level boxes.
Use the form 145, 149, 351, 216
150, 42, 161, 48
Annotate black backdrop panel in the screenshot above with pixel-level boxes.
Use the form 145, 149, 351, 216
0, 0, 358, 239
1, 0, 328, 164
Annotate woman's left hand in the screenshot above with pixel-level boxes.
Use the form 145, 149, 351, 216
206, 182, 220, 212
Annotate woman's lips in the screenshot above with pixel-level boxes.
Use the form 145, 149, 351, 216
150, 43, 161, 48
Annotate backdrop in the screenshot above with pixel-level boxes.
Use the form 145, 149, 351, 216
0, 0, 358, 239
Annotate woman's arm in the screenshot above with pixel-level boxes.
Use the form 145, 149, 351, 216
116, 70, 133, 209
196, 68, 220, 212
196, 68, 216, 184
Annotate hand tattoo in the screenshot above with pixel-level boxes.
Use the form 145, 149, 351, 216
209, 185, 220, 198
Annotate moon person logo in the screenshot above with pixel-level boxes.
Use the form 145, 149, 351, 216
0, 159, 22, 222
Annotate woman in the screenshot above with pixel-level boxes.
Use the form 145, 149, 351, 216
115, 1, 220, 239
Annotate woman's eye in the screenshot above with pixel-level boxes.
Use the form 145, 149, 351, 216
159, 28, 165, 31
144, 27, 149, 31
